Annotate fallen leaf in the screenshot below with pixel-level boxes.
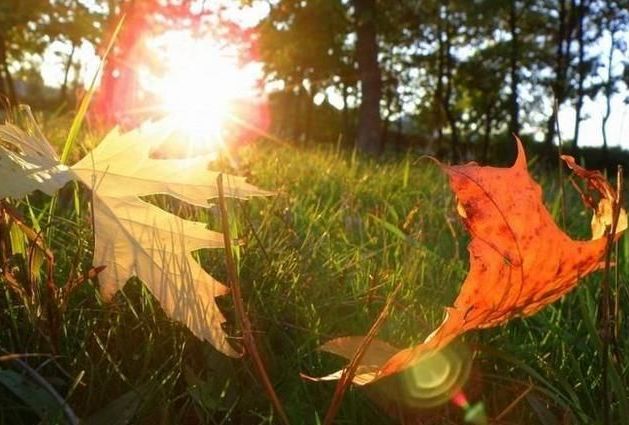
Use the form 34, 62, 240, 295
70, 120, 270, 356
313, 337, 399, 385
0, 118, 270, 357
0, 124, 71, 197
561, 155, 627, 239
320, 138, 626, 385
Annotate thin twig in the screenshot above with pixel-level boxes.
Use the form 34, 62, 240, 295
495, 381, 534, 421
0, 353, 51, 362
323, 281, 402, 425
61, 265, 106, 308
2, 263, 28, 300
599, 165, 623, 425
216, 174, 290, 425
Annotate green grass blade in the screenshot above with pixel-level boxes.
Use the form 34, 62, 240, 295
60, 16, 125, 165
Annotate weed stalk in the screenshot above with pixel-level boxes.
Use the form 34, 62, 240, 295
217, 173, 290, 425
323, 281, 401, 425
599, 165, 623, 425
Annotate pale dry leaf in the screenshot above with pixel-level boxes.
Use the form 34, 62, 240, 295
0, 123, 71, 197
70, 119, 270, 357
0, 117, 270, 357
313, 337, 399, 385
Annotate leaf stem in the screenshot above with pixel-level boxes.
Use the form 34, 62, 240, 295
216, 173, 290, 425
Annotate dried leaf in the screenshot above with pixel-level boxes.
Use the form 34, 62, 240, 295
561, 155, 627, 239
0, 124, 71, 197
0, 118, 270, 357
321, 139, 626, 385
313, 337, 399, 385
70, 120, 270, 356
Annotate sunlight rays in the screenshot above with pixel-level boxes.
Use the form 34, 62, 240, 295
137, 30, 261, 154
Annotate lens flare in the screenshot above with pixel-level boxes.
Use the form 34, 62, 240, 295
391, 344, 472, 409
451, 390, 487, 424
140, 30, 261, 154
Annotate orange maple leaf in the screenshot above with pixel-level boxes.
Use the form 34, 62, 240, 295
318, 139, 626, 386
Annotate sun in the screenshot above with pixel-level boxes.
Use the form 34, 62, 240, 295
140, 30, 260, 153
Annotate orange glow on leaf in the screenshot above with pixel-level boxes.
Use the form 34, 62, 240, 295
318, 138, 627, 387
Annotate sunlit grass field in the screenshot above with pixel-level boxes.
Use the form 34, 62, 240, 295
1, 126, 628, 424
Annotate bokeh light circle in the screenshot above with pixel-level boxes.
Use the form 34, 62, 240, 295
382, 343, 472, 409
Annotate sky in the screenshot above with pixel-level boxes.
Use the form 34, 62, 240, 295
40, 40, 101, 90
555, 30, 629, 150
37, 4, 629, 150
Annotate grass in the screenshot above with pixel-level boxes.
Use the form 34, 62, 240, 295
0, 127, 628, 424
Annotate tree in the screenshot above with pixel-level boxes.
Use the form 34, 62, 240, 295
597, 1, 629, 158
0, 0, 52, 105
258, 0, 386, 154
253, 0, 629, 162
571, 0, 589, 149
543, 0, 574, 151
508, 0, 521, 136
0, 0, 104, 107
49, 0, 104, 104
256, 0, 349, 143
353, 0, 382, 155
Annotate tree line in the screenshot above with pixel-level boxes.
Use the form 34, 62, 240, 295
0, 0, 103, 108
1, 0, 628, 160
256, 0, 629, 160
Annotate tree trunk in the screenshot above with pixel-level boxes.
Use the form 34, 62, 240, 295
544, 0, 565, 150
381, 77, 395, 148
279, 91, 292, 138
396, 114, 404, 149
435, 12, 445, 152
381, 110, 390, 148
509, 0, 520, 136
0, 64, 6, 106
293, 85, 304, 142
59, 43, 77, 104
353, 0, 382, 156
442, 6, 460, 161
482, 104, 494, 162
572, 0, 587, 149
341, 82, 350, 145
304, 84, 317, 144
545, 0, 575, 151
602, 28, 616, 162
291, 74, 304, 142
0, 35, 16, 106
